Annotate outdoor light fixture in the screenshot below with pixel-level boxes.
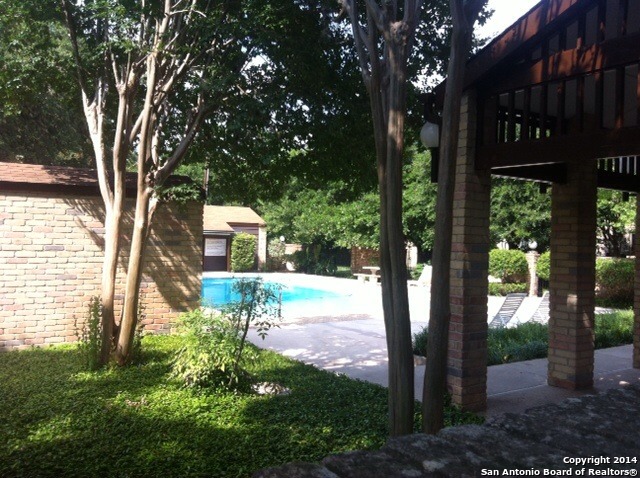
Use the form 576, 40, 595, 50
420, 120, 440, 149
279, 236, 285, 243
528, 240, 538, 251
420, 92, 442, 183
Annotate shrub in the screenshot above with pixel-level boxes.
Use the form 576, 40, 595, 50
595, 258, 634, 308
289, 246, 337, 275
172, 278, 282, 391
488, 282, 528, 296
489, 249, 528, 283
487, 322, 548, 365
414, 312, 633, 365
536, 251, 550, 281
231, 232, 257, 272
594, 311, 634, 348
409, 263, 426, 281
266, 238, 286, 271
172, 308, 245, 390
412, 327, 428, 356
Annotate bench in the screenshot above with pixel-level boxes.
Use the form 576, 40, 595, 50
354, 272, 381, 283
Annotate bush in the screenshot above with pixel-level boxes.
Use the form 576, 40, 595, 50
489, 249, 528, 283
594, 311, 634, 348
231, 232, 257, 272
266, 238, 286, 271
536, 251, 550, 281
487, 322, 548, 365
172, 278, 282, 391
488, 282, 528, 296
414, 312, 633, 365
289, 246, 337, 276
409, 263, 426, 281
172, 308, 247, 390
412, 327, 428, 356
595, 258, 634, 308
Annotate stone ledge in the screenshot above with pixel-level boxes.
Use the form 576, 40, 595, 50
253, 385, 640, 477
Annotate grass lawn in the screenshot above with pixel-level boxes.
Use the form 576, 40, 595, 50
0, 335, 481, 478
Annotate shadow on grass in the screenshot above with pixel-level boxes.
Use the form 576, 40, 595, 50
0, 338, 396, 478
0, 336, 484, 477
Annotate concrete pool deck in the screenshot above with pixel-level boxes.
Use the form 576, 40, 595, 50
234, 272, 640, 418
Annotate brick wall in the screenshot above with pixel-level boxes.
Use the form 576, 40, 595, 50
0, 190, 203, 350
350, 247, 380, 274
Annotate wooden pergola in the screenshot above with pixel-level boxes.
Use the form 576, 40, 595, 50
438, 0, 640, 411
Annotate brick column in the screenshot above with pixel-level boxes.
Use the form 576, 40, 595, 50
634, 196, 640, 369
448, 90, 491, 412
548, 159, 597, 389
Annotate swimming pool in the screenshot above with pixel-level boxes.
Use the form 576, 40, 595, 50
202, 277, 345, 307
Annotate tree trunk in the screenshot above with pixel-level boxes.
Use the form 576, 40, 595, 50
115, 187, 153, 365
422, 0, 483, 434
379, 40, 414, 437
100, 209, 121, 363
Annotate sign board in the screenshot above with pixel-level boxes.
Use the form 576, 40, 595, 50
204, 238, 227, 257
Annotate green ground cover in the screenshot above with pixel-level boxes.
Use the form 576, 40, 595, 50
0, 335, 481, 478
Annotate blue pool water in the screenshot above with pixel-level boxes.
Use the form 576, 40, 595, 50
202, 277, 345, 307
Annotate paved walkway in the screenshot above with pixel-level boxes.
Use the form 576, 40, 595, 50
248, 310, 640, 418
246, 277, 640, 476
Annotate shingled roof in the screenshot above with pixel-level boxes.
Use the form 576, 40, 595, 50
0, 161, 194, 195
203, 205, 266, 233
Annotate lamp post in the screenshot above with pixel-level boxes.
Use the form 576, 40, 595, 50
421, 120, 441, 183
420, 93, 442, 183
526, 239, 540, 297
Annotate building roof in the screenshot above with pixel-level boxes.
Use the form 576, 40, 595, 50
0, 161, 194, 195
203, 205, 266, 233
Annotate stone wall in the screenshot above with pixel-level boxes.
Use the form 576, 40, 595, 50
0, 189, 203, 350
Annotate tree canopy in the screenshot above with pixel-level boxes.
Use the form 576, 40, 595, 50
490, 178, 551, 252
0, 0, 90, 165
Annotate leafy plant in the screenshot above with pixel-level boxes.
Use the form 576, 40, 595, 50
172, 278, 282, 391
487, 322, 548, 365
412, 327, 429, 356
267, 237, 286, 271
231, 232, 257, 272
595, 258, 635, 308
172, 308, 246, 390
595, 311, 634, 348
489, 249, 528, 283
75, 296, 103, 371
289, 246, 337, 276
487, 282, 528, 296
536, 251, 550, 282
221, 278, 282, 382
413, 311, 633, 365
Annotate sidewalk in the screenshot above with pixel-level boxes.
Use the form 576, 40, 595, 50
249, 314, 640, 417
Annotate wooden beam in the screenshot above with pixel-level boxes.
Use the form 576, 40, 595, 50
464, 0, 591, 89
492, 163, 567, 183
479, 32, 640, 96
478, 125, 640, 168
597, 169, 640, 192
